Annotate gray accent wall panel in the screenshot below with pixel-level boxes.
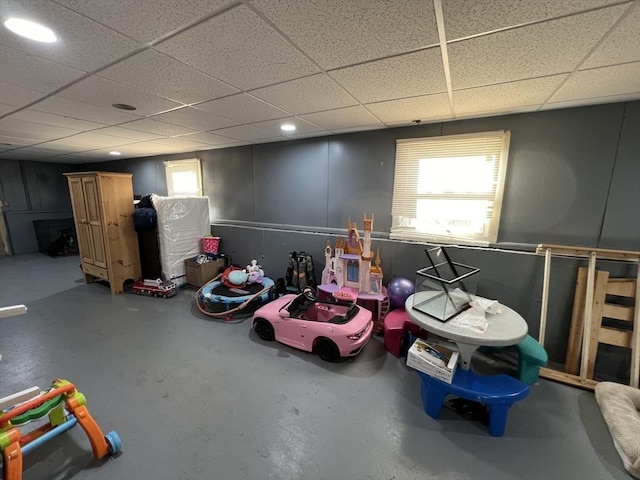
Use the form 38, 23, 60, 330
327, 130, 396, 232
599, 101, 640, 250
201, 146, 254, 222
252, 139, 329, 227
0, 160, 77, 254
0, 160, 30, 211
90, 157, 168, 196
20, 162, 73, 212
442, 105, 625, 246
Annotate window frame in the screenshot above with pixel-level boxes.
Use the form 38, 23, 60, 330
391, 130, 511, 245
164, 159, 203, 197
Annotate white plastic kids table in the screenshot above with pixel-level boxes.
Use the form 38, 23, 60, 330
405, 293, 528, 370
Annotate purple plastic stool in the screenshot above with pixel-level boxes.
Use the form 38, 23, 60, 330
418, 369, 529, 437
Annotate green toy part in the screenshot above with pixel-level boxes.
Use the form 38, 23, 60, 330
11, 395, 64, 426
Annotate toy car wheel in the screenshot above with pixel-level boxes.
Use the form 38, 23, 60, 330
315, 337, 340, 362
254, 318, 275, 341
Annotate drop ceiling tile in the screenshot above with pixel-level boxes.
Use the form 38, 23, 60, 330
0, 117, 80, 142
300, 106, 382, 130
8, 109, 106, 131
248, 117, 327, 137
197, 93, 289, 123
442, 0, 623, 40
0, 104, 16, 116
55, 0, 234, 44
550, 62, 640, 103
249, 74, 357, 115
0, 82, 47, 108
0, 0, 141, 71
45, 132, 138, 149
583, 5, 640, 69
0, 135, 37, 148
0, 148, 59, 159
57, 76, 182, 117
58, 154, 108, 164
151, 107, 238, 132
209, 125, 277, 141
94, 142, 179, 157
448, 5, 627, 89
121, 118, 199, 137
155, 5, 318, 90
252, 0, 439, 69
173, 131, 238, 146
97, 49, 240, 104
453, 75, 568, 116
331, 49, 447, 104
90, 126, 165, 141
0, 45, 86, 94
455, 105, 540, 121
365, 93, 452, 124
330, 124, 387, 134
543, 92, 640, 110
33, 96, 140, 124
147, 138, 211, 152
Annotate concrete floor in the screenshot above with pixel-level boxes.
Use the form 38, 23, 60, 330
0, 253, 629, 480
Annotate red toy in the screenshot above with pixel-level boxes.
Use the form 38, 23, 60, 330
133, 278, 177, 298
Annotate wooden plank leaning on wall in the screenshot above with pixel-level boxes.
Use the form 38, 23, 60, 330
536, 244, 640, 390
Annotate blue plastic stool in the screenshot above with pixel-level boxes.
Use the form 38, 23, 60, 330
418, 369, 529, 437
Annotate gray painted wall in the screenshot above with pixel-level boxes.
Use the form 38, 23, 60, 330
0, 160, 78, 254
4, 102, 638, 382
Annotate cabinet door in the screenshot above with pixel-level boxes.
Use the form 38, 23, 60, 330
69, 177, 95, 265
82, 177, 107, 269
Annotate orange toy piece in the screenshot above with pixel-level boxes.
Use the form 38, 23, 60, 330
1, 379, 121, 480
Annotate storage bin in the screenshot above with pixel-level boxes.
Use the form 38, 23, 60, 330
185, 257, 227, 287
201, 236, 221, 254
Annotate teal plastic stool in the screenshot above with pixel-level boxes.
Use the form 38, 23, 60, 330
515, 335, 548, 385
479, 335, 548, 385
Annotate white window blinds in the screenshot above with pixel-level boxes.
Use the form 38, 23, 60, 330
391, 131, 511, 244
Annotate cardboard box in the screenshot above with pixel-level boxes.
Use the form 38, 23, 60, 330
407, 339, 459, 384
185, 258, 227, 287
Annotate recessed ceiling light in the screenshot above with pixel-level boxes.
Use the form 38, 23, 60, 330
280, 123, 296, 132
109, 151, 122, 156
4, 18, 58, 43
112, 103, 137, 111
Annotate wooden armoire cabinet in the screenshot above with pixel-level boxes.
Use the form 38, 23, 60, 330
64, 172, 141, 294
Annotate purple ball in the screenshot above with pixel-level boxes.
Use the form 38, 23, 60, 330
387, 277, 415, 310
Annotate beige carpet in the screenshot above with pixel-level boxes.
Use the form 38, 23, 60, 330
595, 382, 640, 479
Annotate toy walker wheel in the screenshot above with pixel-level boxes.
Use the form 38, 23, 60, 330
105, 430, 122, 455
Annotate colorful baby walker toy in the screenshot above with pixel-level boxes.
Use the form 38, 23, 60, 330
0, 379, 121, 480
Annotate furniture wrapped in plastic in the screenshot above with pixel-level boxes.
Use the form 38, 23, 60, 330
151, 195, 210, 286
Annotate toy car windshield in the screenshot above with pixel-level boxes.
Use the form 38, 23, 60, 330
280, 296, 359, 325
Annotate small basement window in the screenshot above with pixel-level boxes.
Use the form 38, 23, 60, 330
164, 159, 202, 196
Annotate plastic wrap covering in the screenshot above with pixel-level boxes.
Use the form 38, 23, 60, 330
151, 195, 211, 285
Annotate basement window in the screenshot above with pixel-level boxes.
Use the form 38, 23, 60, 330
164, 159, 202, 197
391, 131, 511, 245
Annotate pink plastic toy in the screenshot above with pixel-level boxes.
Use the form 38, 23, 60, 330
252, 288, 373, 361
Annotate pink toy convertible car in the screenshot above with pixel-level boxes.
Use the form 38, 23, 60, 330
252, 288, 373, 362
